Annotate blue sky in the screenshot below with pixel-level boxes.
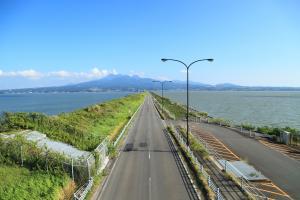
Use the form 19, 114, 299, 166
0, 0, 299, 89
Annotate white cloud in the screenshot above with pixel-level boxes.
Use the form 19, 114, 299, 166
18, 69, 42, 79
89, 68, 109, 78
49, 70, 72, 78
0, 68, 118, 80
0, 69, 42, 79
129, 70, 145, 77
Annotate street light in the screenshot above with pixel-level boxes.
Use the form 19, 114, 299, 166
161, 58, 213, 146
152, 80, 172, 115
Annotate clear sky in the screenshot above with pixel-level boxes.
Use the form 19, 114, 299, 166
0, 0, 299, 89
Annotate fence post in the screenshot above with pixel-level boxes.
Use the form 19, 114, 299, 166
224, 160, 227, 172
71, 158, 74, 182
201, 165, 204, 173
46, 151, 48, 172
20, 145, 23, 167
217, 188, 220, 200
87, 158, 91, 179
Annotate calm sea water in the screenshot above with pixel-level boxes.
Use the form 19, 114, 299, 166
164, 91, 300, 129
0, 92, 132, 115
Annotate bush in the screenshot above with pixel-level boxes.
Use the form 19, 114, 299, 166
241, 123, 256, 131
0, 165, 71, 200
0, 136, 67, 174
0, 93, 145, 151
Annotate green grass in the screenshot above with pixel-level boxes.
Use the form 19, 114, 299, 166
151, 92, 207, 119
0, 93, 146, 151
0, 165, 70, 200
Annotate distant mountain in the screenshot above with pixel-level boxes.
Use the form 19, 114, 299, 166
1, 74, 300, 93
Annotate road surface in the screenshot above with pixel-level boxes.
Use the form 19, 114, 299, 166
97, 95, 197, 200
196, 122, 300, 199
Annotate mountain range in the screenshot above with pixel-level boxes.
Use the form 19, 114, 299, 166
1, 74, 300, 93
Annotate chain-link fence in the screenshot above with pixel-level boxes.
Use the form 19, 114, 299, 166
0, 136, 95, 186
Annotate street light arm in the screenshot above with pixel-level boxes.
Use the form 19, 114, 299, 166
188, 59, 214, 68
161, 58, 188, 68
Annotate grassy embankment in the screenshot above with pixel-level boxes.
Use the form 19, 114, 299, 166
0, 93, 146, 151
151, 92, 208, 119
151, 92, 299, 139
0, 165, 74, 200
0, 93, 146, 199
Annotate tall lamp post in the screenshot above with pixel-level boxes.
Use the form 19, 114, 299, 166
152, 80, 172, 115
161, 58, 213, 146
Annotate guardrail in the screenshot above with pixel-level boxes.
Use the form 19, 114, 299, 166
171, 125, 224, 200
113, 102, 143, 146
74, 178, 94, 200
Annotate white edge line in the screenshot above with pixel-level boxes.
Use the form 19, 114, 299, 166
98, 97, 146, 199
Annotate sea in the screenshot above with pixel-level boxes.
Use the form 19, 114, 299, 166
163, 91, 300, 129
1, 91, 299, 129
0, 92, 132, 115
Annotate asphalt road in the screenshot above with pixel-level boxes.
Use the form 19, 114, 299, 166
98, 96, 196, 200
196, 122, 300, 199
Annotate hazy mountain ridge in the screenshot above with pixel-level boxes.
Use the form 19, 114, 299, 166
1, 74, 300, 93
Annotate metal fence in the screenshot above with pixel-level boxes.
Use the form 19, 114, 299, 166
73, 138, 108, 200
171, 124, 224, 200
73, 178, 94, 200
74, 100, 144, 200
189, 116, 272, 140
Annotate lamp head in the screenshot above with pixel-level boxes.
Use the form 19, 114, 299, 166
161, 58, 168, 62
207, 58, 214, 62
